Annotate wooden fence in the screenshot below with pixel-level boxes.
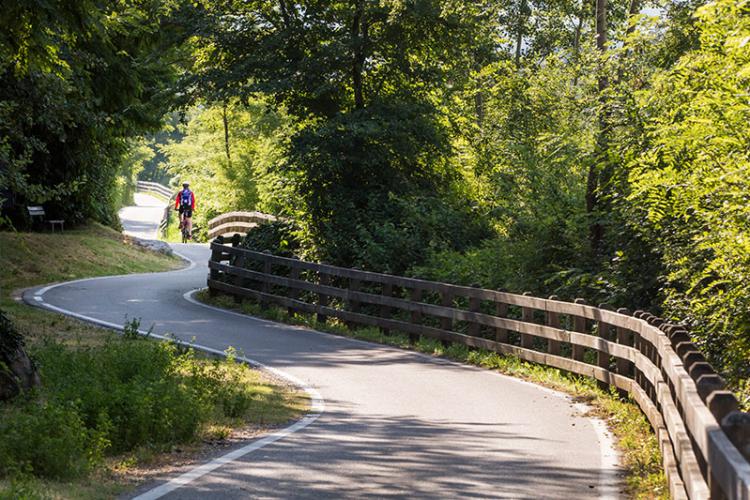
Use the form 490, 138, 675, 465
134, 181, 173, 236
136, 180, 173, 200
207, 237, 750, 499
207, 211, 278, 240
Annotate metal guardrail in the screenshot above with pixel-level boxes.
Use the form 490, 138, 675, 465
207, 239, 750, 500
207, 211, 278, 239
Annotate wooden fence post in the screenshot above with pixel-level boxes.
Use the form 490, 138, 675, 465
546, 295, 561, 356
260, 257, 272, 309
287, 266, 300, 317
495, 300, 508, 344
521, 292, 534, 349
317, 272, 330, 324
596, 304, 612, 390
572, 298, 587, 362
616, 308, 633, 378
440, 288, 453, 346
468, 286, 481, 338
346, 278, 361, 329
410, 287, 422, 343
208, 240, 223, 297
380, 283, 393, 335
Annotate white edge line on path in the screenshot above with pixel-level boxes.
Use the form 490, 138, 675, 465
574, 402, 621, 500
26, 246, 324, 500
185, 288, 623, 499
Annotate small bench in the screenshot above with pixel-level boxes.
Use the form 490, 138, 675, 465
27, 206, 65, 232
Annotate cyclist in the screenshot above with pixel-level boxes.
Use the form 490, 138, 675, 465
175, 182, 196, 239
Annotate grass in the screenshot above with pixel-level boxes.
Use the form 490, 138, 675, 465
0, 224, 181, 347
197, 290, 669, 499
162, 214, 184, 243
0, 225, 308, 498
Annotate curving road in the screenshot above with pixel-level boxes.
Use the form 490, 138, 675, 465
26, 196, 623, 499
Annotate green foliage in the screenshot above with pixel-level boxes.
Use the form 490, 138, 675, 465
32, 338, 205, 455
0, 0, 182, 228
281, 99, 488, 272
0, 399, 104, 480
241, 221, 301, 258
623, 0, 750, 396
0, 332, 277, 480
414, 53, 597, 292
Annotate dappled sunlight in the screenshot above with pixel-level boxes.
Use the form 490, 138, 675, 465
163, 407, 607, 498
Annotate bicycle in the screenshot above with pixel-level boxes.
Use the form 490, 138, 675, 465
177, 211, 192, 243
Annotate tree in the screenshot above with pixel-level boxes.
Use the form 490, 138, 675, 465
0, 0, 183, 227
181, 0, 496, 271
0, 310, 39, 401
625, 0, 750, 396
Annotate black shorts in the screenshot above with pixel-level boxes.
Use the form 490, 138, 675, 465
178, 206, 192, 218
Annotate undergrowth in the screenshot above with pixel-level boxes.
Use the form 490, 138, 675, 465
0, 329, 306, 482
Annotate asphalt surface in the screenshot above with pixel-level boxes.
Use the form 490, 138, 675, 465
27, 196, 623, 499
119, 192, 167, 239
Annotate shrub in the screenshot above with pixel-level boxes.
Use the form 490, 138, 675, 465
241, 220, 301, 258
0, 399, 105, 479
32, 338, 208, 454
0, 326, 272, 482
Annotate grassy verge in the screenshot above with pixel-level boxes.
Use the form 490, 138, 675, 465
197, 290, 669, 499
0, 226, 308, 499
0, 224, 182, 347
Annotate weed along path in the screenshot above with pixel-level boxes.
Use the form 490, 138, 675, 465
26, 196, 622, 499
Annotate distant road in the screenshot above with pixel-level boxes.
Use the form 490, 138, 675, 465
27, 195, 622, 499
119, 192, 168, 239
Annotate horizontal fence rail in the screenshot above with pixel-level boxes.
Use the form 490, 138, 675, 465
207, 211, 278, 239
206, 239, 750, 500
136, 180, 173, 200
135, 181, 172, 236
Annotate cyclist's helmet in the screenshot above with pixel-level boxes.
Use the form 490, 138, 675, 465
182, 182, 189, 188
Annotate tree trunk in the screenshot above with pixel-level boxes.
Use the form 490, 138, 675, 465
626, 0, 640, 37
588, 0, 608, 254
222, 101, 231, 168
0, 311, 40, 401
351, 1, 367, 110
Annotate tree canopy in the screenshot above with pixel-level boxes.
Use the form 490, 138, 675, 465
1, 0, 748, 404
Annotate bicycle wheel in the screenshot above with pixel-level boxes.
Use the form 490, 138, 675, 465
182, 227, 188, 243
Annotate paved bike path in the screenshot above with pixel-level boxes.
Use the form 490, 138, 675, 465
119, 192, 167, 240
26, 201, 623, 498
